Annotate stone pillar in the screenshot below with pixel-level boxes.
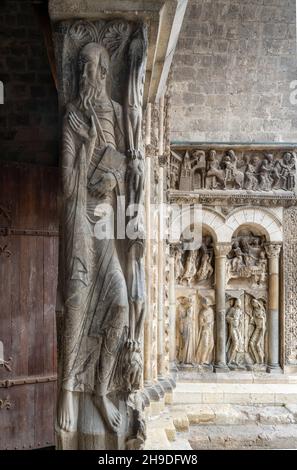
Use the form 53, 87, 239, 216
157, 95, 165, 379
214, 243, 231, 372
265, 243, 282, 373
143, 104, 153, 386
169, 248, 176, 368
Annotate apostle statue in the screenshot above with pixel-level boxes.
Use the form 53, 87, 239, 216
56, 21, 147, 450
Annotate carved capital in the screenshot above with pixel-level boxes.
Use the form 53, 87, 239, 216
214, 243, 231, 257
265, 243, 282, 259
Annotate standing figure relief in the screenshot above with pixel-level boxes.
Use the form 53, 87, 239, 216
56, 20, 147, 449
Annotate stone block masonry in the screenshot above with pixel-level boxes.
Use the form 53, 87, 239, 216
171, 0, 297, 143
0, 0, 59, 165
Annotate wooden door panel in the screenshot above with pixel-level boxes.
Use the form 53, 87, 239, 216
0, 163, 59, 449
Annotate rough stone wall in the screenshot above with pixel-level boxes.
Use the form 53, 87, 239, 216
0, 0, 58, 165
171, 0, 296, 143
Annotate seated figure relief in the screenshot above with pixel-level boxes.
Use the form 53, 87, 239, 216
170, 148, 296, 192
226, 231, 268, 289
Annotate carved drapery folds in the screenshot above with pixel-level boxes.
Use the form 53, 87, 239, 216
53, 18, 148, 450
171, 147, 297, 193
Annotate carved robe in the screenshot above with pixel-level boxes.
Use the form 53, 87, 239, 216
59, 97, 129, 394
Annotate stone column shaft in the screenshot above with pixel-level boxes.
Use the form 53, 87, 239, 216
143, 104, 152, 385
265, 243, 282, 372
157, 95, 165, 378
214, 244, 231, 372
169, 253, 176, 365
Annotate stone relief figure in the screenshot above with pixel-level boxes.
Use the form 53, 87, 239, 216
249, 298, 266, 365
182, 250, 197, 285
177, 297, 195, 365
55, 20, 147, 450
196, 244, 213, 282
205, 149, 225, 189
279, 152, 296, 191
174, 245, 184, 282
244, 158, 258, 191
196, 298, 214, 366
226, 299, 244, 367
226, 231, 268, 288
222, 150, 244, 189
225, 294, 267, 370
258, 158, 273, 191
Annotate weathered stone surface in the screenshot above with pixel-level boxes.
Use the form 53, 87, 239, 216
170, 0, 296, 142
189, 424, 297, 450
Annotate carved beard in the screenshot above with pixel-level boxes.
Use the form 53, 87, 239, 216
79, 83, 95, 111
79, 80, 104, 111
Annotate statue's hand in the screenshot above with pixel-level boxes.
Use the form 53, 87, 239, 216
68, 111, 96, 142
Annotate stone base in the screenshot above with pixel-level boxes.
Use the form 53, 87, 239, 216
214, 363, 229, 373
55, 395, 129, 450
266, 364, 283, 374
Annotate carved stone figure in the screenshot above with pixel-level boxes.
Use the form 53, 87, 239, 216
249, 299, 266, 365
174, 246, 184, 282
244, 159, 258, 191
258, 159, 273, 191
196, 298, 214, 365
205, 150, 224, 189
55, 20, 147, 450
222, 150, 244, 189
196, 244, 213, 282
226, 299, 244, 366
227, 231, 268, 288
177, 297, 195, 365
182, 250, 197, 285
280, 152, 296, 191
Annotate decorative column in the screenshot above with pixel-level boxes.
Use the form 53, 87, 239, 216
157, 95, 166, 379
265, 243, 282, 373
169, 246, 177, 369
143, 103, 153, 386
214, 243, 231, 372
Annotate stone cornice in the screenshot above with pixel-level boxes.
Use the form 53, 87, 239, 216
168, 190, 297, 208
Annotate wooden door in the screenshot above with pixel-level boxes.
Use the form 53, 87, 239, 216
0, 162, 59, 449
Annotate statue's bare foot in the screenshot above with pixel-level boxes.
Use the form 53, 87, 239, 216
58, 389, 75, 432
93, 394, 122, 433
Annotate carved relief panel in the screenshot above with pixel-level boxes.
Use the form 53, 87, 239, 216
175, 291, 215, 370
226, 294, 267, 370
226, 229, 268, 290
171, 147, 297, 193
174, 234, 214, 288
